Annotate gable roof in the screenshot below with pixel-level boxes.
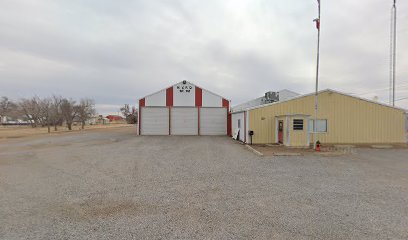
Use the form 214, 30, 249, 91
231, 89, 300, 112
139, 81, 230, 101
246, 89, 407, 112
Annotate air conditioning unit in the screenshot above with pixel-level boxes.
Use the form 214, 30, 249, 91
264, 91, 279, 103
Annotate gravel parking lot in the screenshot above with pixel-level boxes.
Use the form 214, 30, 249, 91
1, 127, 408, 239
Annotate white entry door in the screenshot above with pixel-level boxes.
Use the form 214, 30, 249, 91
140, 107, 169, 135
200, 108, 227, 135
171, 107, 198, 135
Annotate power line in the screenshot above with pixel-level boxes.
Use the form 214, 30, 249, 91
396, 96, 408, 102
352, 82, 408, 97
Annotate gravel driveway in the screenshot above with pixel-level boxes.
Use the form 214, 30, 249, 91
0, 127, 408, 239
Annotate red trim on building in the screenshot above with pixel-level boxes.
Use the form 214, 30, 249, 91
195, 87, 202, 107
222, 98, 229, 109
166, 87, 173, 107
138, 98, 145, 135
139, 98, 145, 107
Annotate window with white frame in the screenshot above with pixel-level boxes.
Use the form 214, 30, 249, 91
308, 119, 327, 132
293, 119, 304, 130
238, 119, 241, 128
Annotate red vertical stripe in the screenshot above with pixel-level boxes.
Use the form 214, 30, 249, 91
223, 99, 230, 136
195, 87, 202, 107
222, 98, 229, 109
166, 87, 173, 107
139, 98, 145, 135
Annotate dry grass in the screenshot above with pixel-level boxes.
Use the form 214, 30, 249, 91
0, 124, 134, 139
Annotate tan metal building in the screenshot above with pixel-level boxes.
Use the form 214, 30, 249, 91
248, 89, 406, 146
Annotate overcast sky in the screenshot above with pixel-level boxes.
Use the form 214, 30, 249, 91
0, 0, 407, 114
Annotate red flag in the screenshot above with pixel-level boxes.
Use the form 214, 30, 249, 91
313, 18, 320, 30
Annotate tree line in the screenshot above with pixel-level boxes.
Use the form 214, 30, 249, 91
120, 104, 138, 124
0, 96, 96, 132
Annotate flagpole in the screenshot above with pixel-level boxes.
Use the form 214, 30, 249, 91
313, 0, 321, 149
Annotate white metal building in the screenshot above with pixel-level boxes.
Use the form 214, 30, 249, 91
138, 81, 231, 135
231, 111, 249, 143
231, 89, 299, 112
231, 89, 299, 143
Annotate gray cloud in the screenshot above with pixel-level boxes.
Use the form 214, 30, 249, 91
0, 0, 407, 114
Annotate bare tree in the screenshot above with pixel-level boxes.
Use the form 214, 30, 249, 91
50, 95, 63, 131
0, 97, 17, 123
61, 98, 77, 130
39, 98, 52, 133
18, 97, 42, 128
76, 98, 96, 129
120, 104, 138, 124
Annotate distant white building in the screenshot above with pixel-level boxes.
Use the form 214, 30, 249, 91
0, 116, 31, 125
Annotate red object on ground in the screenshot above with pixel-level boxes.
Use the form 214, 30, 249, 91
316, 143, 321, 152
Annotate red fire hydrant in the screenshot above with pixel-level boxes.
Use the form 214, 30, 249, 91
315, 141, 321, 152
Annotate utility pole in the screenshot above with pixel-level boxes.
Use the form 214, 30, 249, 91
313, 0, 321, 149
390, 0, 397, 106
392, 0, 397, 106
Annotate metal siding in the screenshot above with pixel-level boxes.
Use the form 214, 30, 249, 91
170, 107, 198, 135
141, 107, 169, 135
249, 92, 405, 144
145, 89, 166, 106
289, 116, 309, 147
232, 112, 245, 141
173, 82, 195, 106
200, 108, 227, 135
202, 90, 222, 107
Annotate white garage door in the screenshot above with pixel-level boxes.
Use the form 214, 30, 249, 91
141, 107, 169, 135
171, 108, 198, 135
200, 108, 227, 135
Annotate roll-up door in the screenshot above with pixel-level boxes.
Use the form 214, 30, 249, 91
200, 108, 227, 135
171, 107, 198, 135
141, 107, 169, 135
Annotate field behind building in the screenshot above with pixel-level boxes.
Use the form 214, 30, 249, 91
0, 124, 134, 140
